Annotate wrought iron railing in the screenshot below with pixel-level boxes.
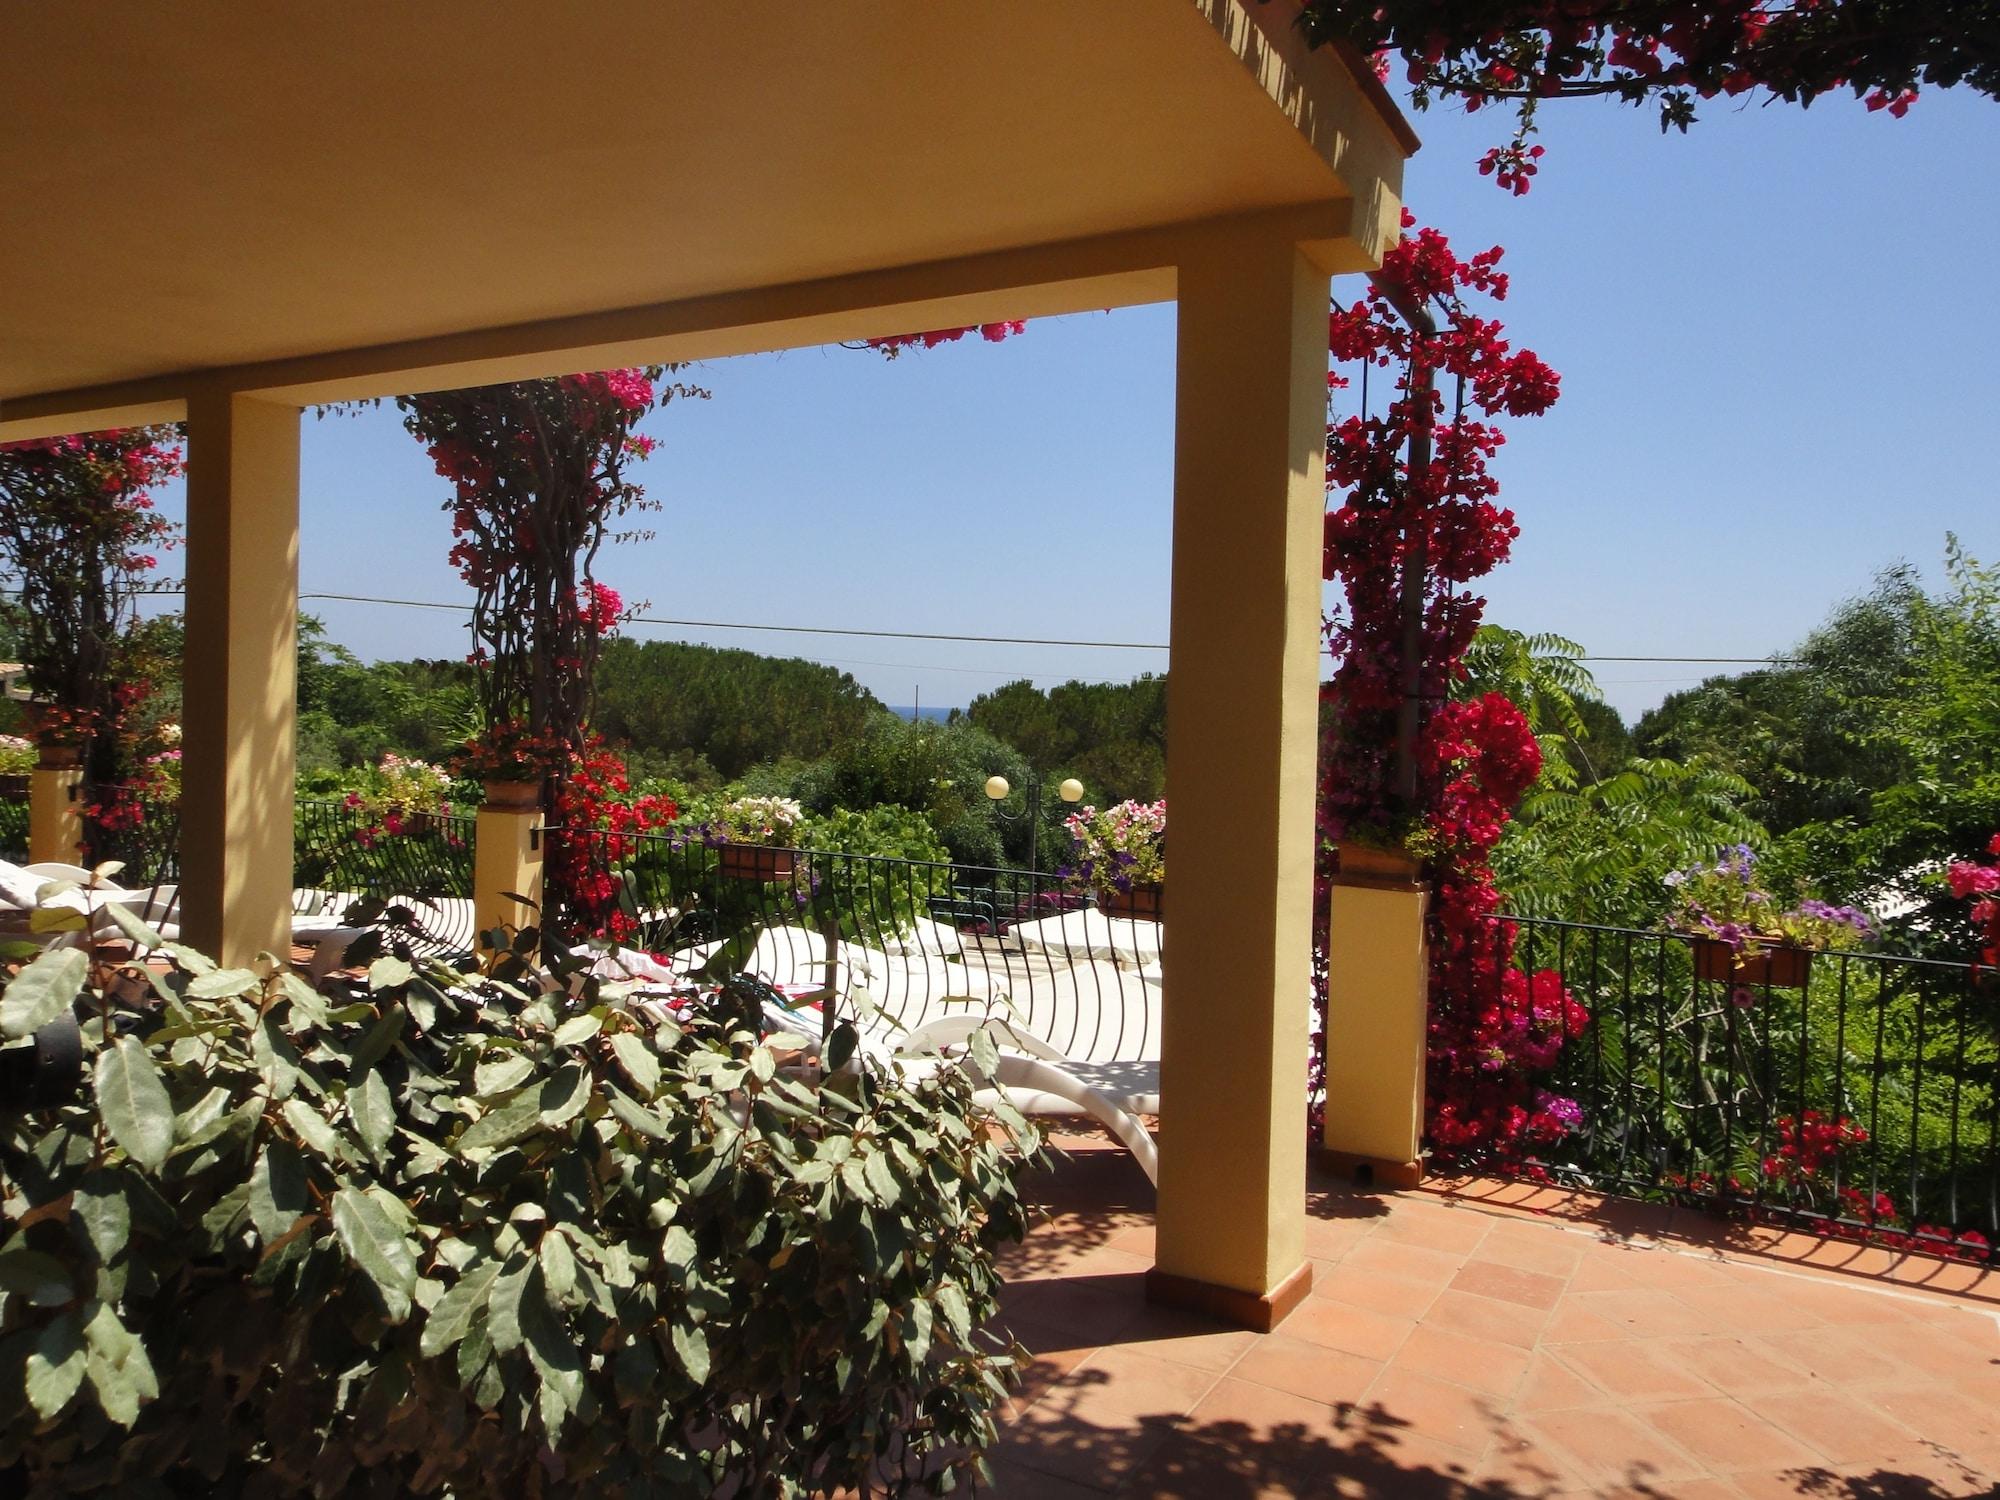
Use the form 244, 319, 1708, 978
292, 798, 478, 955
1490, 915, 1998, 1256
0, 796, 26, 864
546, 831, 1160, 1066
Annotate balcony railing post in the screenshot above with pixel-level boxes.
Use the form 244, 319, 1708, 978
474, 780, 544, 943
1320, 848, 1429, 1189
27, 750, 84, 867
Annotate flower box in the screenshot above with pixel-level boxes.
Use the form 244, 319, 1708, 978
719, 844, 795, 882
1097, 882, 1163, 920
481, 779, 542, 813
1337, 842, 1422, 882
1693, 935, 1811, 990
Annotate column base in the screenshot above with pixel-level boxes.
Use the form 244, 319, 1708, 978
1144, 1261, 1312, 1333
1317, 1148, 1425, 1191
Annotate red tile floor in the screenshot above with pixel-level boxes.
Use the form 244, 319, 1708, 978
986, 1127, 2000, 1498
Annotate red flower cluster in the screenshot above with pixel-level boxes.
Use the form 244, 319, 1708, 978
1760, 1110, 1868, 1189
1294, 2, 1947, 192
544, 738, 678, 942
1314, 217, 1577, 1163
1948, 832, 2000, 971
865, 321, 1026, 356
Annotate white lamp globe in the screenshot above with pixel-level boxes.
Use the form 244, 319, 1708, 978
984, 775, 1011, 801
1058, 778, 1085, 803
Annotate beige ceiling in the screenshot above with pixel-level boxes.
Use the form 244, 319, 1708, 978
0, 1, 1409, 408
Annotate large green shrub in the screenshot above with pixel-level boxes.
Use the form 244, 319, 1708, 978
0, 933, 1041, 1496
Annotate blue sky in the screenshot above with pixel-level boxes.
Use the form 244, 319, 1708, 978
157, 81, 1997, 725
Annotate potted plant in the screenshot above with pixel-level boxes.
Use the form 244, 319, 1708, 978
343, 752, 456, 842
1062, 798, 1166, 919
711, 795, 804, 880
1666, 846, 1876, 988
455, 718, 566, 810
0, 734, 35, 801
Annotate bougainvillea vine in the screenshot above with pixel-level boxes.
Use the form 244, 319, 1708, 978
0, 428, 184, 843
1314, 212, 1579, 1165
1284, 0, 1995, 187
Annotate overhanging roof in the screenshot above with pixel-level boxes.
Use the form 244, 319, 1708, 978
0, 1, 1411, 423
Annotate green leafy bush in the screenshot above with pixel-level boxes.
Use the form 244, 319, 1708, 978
0, 934, 1041, 1496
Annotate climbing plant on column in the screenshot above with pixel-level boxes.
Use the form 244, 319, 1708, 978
0, 428, 183, 844
1314, 214, 1585, 1165
400, 371, 698, 934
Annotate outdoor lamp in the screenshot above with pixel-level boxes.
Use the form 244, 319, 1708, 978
1058, 778, 1084, 803
984, 775, 1010, 801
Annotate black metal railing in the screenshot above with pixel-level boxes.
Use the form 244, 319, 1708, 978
292, 798, 478, 955
546, 830, 1160, 1066
0, 796, 26, 864
1488, 915, 1998, 1256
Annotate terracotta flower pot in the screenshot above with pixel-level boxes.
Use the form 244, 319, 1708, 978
1693, 935, 1811, 990
1097, 882, 1163, 920
35, 745, 81, 771
1335, 842, 1421, 882
481, 779, 541, 813
719, 844, 795, 882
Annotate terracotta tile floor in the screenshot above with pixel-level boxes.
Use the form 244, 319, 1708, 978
987, 1128, 2000, 1498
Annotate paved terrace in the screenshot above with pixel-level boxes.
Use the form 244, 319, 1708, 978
988, 1128, 2000, 1498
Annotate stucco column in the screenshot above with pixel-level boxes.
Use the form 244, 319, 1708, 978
27, 756, 84, 866
179, 392, 300, 965
1321, 857, 1429, 1187
474, 781, 545, 944
1147, 228, 1328, 1332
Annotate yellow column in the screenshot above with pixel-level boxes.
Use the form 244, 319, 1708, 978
1147, 227, 1328, 1332
27, 756, 83, 866
1321, 858, 1430, 1188
473, 782, 544, 944
179, 392, 300, 965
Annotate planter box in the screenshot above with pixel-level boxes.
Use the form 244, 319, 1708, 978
1693, 935, 1812, 989
481, 779, 541, 813
719, 844, 795, 882
1097, 882, 1163, 920
1335, 842, 1421, 883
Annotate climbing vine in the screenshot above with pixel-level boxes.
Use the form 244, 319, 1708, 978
0, 428, 183, 841
1314, 214, 1580, 1163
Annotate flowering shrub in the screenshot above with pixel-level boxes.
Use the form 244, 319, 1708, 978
1060, 799, 1167, 894
340, 753, 457, 846
1947, 832, 2000, 971
1665, 845, 1876, 957
1288, 2, 1971, 190
0, 428, 184, 853
710, 795, 805, 849
546, 739, 679, 942
0, 735, 35, 775
454, 717, 572, 785
1313, 215, 1578, 1164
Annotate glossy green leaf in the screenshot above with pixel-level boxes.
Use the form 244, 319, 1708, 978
551, 1013, 601, 1048
332, 1185, 417, 1323
670, 1319, 710, 1385
419, 1257, 502, 1359
96, 1036, 174, 1171
608, 1032, 659, 1098
0, 947, 86, 1039
351, 1070, 396, 1162
25, 1310, 86, 1418
187, 967, 261, 1000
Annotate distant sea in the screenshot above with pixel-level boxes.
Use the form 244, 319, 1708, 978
888, 705, 957, 724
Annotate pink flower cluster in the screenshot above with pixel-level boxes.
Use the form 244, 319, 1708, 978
1949, 832, 2000, 971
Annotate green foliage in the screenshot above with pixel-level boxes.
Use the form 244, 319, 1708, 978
1635, 542, 2000, 947
0, 939, 1041, 1495
961, 675, 1165, 805
1496, 757, 1764, 925
595, 640, 890, 781
795, 718, 1034, 870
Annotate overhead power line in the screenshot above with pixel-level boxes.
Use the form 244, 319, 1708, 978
51, 585, 1808, 666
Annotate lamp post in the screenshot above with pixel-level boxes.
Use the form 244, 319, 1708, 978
983, 770, 1084, 882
